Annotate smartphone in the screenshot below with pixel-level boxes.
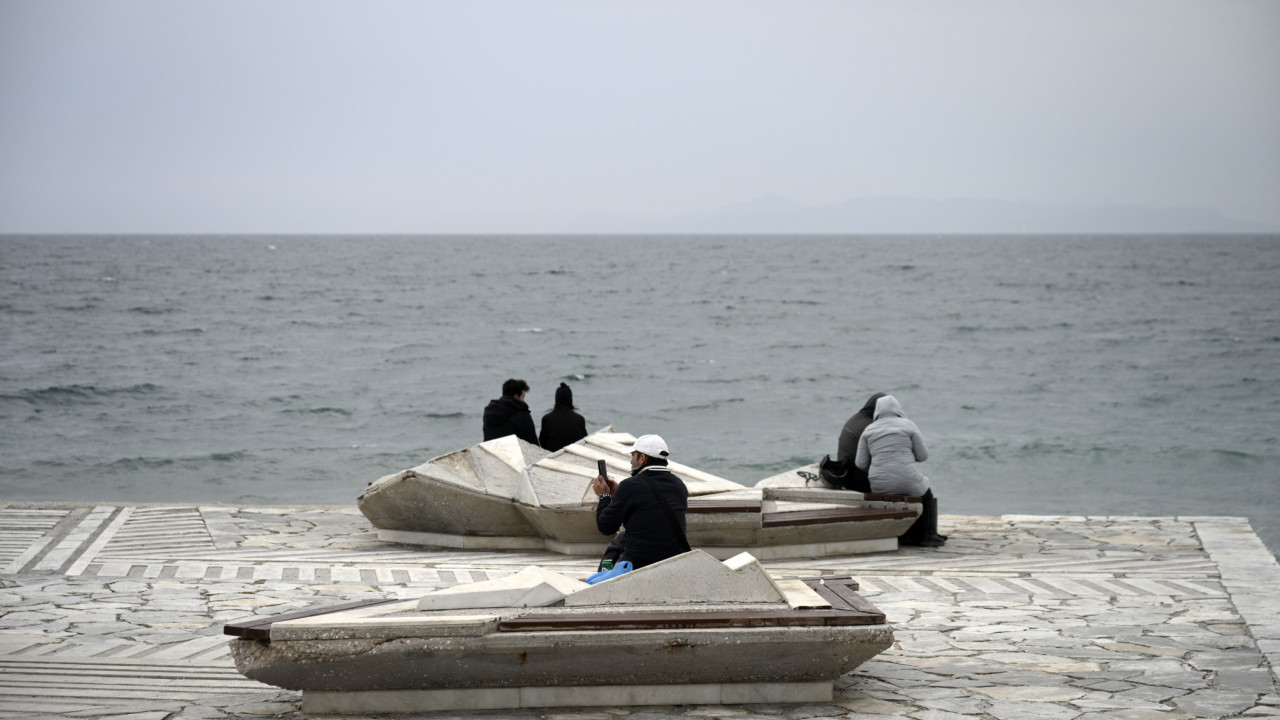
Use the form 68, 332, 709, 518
597, 459, 608, 481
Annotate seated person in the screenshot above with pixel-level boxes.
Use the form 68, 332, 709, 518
539, 382, 588, 451
591, 434, 690, 569
822, 391, 887, 491
482, 378, 539, 446
854, 395, 946, 547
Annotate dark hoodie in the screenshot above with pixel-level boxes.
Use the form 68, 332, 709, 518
482, 396, 539, 446
539, 382, 587, 451
837, 392, 887, 468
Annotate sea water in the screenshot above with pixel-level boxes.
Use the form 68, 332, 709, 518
2, 235, 1278, 557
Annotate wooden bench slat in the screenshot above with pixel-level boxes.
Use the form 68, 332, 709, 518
806, 582, 855, 612
223, 598, 402, 641
499, 608, 884, 631
862, 492, 923, 503
761, 507, 917, 528
815, 580, 885, 619
686, 499, 763, 513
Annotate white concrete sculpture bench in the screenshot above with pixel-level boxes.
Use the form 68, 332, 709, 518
358, 429, 921, 559
225, 550, 894, 714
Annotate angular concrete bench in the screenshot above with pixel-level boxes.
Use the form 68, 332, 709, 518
225, 554, 894, 713
360, 431, 922, 559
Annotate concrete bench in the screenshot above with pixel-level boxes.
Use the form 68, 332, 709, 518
223, 577, 885, 644
224, 598, 401, 642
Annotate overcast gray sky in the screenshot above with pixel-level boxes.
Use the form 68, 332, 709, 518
2, 0, 1277, 233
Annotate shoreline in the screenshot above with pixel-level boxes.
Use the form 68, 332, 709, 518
1, 503, 1278, 717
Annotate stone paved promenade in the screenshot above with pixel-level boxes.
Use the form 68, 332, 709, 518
2, 502, 1279, 720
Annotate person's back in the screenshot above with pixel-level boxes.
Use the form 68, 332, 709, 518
593, 434, 690, 569
539, 382, 588, 452
482, 378, 539, 446
855, 395, 929, 496
596, 466, 689, 568
832, 392, 886, 491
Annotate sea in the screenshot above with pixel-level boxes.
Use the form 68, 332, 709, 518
2, 234, 1278, 558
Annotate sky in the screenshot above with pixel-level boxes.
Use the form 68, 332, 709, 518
1, 0, 1278, 234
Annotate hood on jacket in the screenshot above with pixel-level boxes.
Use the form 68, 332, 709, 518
859, 392, 887, 419
874, 395, 905, 421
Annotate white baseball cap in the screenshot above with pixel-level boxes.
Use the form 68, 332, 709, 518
632, 434, 669, 458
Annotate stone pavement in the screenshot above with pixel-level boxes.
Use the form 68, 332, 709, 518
2, 502, 1279, 720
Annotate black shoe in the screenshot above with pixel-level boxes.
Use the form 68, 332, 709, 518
917, 535, 946, 547
935, 533, 948, 541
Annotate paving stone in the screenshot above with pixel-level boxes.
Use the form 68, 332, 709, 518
1172, 687, 1260, 716
985, 699, 1083, 720
975, 687, 1087, 702
907, 710, 973, 720
1217, 668, 1279, 693
1074, 711, 1192, 720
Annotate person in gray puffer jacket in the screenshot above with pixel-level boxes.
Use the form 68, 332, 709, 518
854, 395, 929, 496
854, 395, 945, 547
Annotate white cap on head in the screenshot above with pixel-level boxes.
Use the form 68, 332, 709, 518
631, 434, 669, 458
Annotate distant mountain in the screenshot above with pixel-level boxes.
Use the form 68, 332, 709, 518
562, 195, 1271, 234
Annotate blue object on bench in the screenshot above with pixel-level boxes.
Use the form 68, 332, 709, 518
585, 561, 633, 585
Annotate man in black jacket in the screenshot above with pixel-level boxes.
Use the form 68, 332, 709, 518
539, 382, 588, 451
591, 434, 690, 569
482, 378, 539, 446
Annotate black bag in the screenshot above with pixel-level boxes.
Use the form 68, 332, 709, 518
598, 531, 625, 571
819, 454, 871, 493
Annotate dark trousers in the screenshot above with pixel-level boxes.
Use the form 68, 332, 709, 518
899, 489, 938, 543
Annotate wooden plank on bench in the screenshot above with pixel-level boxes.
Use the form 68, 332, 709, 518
500, 607, 884, 632
223, 598, 402, 641
687, 498, 763, 513
862, 492, 923, 503
811, 578, 885, 620
761, 507, 917, 528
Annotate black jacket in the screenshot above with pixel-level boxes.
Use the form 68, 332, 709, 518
539, 405, 588, 452
482, 396, 539, 446
834, 392, 886, 491
595, 464, 689, 569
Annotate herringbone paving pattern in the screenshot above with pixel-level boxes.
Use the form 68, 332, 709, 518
0, 503, 1276, 718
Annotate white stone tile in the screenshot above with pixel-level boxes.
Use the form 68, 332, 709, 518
774, 578, 832, 609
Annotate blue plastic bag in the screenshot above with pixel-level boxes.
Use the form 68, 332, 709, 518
585, 560, 632, 585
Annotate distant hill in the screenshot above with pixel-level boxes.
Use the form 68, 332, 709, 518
563, 195, 1272, 234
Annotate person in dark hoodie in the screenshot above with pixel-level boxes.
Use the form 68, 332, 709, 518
539, 382, 588, 451
482, 378, 539, 446
821, 391, 887, 491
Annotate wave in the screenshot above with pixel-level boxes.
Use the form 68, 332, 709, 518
139, 327, 206, 336
422, 412, 466, 419
282, 407, 353, 416
107, 451, 251, 471
1, 383, 162, 406
666, 398, 745, 412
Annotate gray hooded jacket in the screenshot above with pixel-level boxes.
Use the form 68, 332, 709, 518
853, 395, 930, 496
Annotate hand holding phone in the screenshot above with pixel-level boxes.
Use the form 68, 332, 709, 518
592, 459, 618, 496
